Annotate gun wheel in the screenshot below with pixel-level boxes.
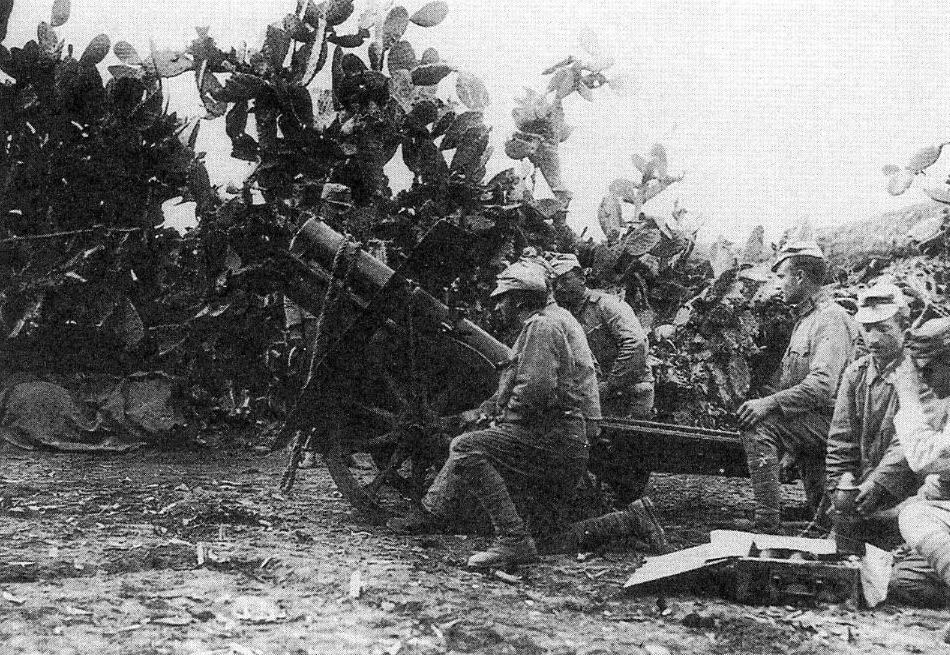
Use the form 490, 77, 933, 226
319, 333, 469, 524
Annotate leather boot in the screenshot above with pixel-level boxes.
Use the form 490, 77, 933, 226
627, 497, 669, 553
544, 496, 668, 554
387, 506, 443, 535
467, 535, 539, 569
798, 456, 826, 517
458, 457, 534, 568
741, 430, 781, 530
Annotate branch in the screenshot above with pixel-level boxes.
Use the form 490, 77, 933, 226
0, 226, 143, 244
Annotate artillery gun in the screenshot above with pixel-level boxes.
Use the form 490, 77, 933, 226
279, 218, 747, 523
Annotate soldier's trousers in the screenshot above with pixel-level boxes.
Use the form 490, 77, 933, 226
595, 383, 654, 506
888, 499, 950, 607
741, 411, 830, 527
600, 383, 654, 419
423, 418, 590, 541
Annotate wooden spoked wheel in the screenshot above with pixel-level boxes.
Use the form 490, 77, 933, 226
320, 328, 497, 523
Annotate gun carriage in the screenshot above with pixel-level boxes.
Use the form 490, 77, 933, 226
278, 218, 747, 522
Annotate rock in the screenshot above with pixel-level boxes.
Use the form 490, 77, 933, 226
682, 612, 702, 628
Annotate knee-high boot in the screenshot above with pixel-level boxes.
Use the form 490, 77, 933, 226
741, 430, 781, 529
457, 457, 529, 543
798, 456, 826, 515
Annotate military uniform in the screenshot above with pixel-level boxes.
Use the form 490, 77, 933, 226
888, 378, 950, 606
422, 299, 601, 564
825, 353, 919, 546
886, 321, 950, 606
742, 289, 859, 525
573, 288, 654, 418
547, 252, 655, 505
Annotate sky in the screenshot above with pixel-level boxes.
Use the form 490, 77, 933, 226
6, 0, 950, 243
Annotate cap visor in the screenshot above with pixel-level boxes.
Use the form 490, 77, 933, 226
855, 304, 898, 324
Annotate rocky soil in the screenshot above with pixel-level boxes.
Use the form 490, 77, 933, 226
1, 448, 947, 654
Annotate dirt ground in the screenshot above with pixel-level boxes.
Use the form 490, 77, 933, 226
1, 447, 948, 655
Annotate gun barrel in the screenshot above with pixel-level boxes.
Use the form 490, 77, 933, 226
289, 217, 512, 370
291, 218, 396, 303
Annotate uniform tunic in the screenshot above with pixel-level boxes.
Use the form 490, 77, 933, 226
423, 301, 601, 535
771, 291, 859, 417
886, 366, 950, 606
495, 301, 601, 422
825, 354, 918, 499
743, 290, 858, 518
571, 289, 652, 417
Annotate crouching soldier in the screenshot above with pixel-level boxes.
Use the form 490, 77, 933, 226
392, 257, 602, 568
825, 283, 919, 548
548, 253, 654, 418
738, 241, 859, 530
548, 252, 655, 505
886, 317, 950, 610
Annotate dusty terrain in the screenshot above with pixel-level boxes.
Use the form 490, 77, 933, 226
1, 447, 948, 655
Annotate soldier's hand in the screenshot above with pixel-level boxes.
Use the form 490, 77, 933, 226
855, 479, 886, 516
737, 397, 777, 429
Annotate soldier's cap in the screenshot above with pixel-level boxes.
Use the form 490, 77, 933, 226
546, 252, 582, 277
490, 259, 550, 298
519, 247, 557, 276
907, 316, 950, 363
855, 282, 909, 324
771, 240, 826, 272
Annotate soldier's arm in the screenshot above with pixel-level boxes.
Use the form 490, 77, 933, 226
771, 310, 854, 415
503, 318, 560, 418
893, 408, 950, 476
866, 436, 918, 502
891, 357, 950, 475
599, 295, 648, 390
824, 363, 861, 493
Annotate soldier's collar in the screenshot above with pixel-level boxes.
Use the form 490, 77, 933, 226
868, 354, 901, 383
792, 290, 826, 321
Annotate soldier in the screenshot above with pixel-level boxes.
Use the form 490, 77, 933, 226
548, 253, 655, 505
886, 317, 950, 610
824, 283, 919, 546
738, 241, 859, 530
394, 257, 602, 568
548, 253, 654, 419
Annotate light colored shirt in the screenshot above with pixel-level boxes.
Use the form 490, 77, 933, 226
891, 361, 950, 499
495, 302, 602, 422
771, 290, 859, 416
